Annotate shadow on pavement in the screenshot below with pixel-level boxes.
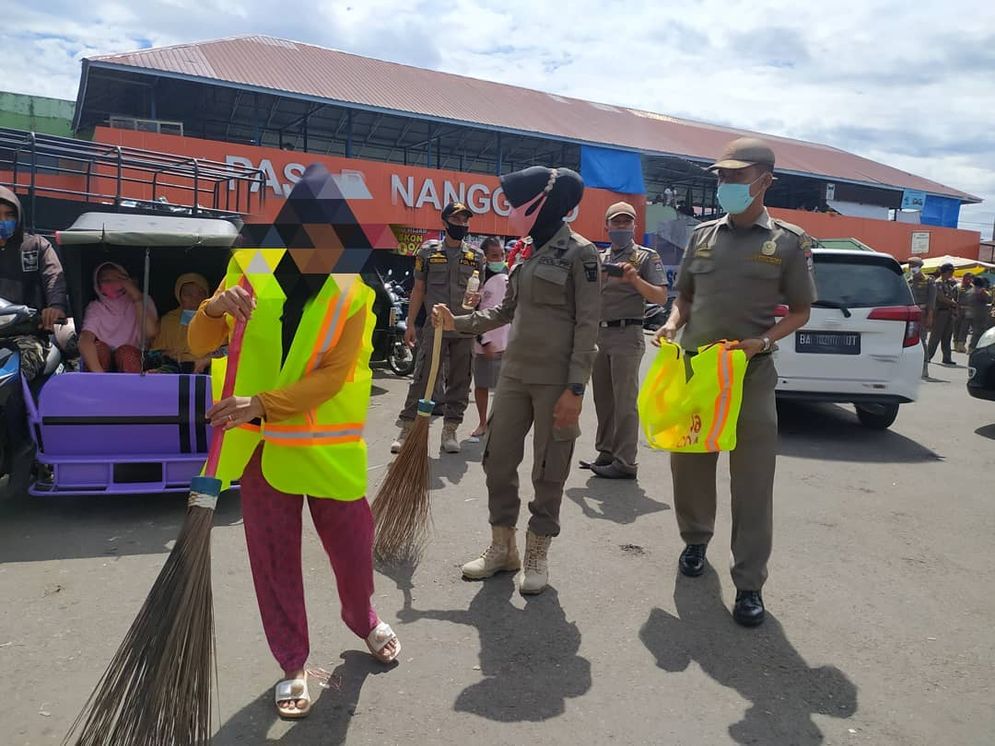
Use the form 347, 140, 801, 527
974, 424, 995, 440
565, 479, 670, 525
213, 650, 385, 745
0, 488, 243, 563
777, 402, 942, 463
428, 451, 471, 489
640, 568, 858, 745
396, 574, 592, 722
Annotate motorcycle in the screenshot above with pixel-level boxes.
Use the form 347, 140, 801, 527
644, 299, 670, 332
364, 270, 415, 376
0, 298, 63, 497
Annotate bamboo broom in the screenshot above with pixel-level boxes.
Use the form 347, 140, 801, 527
372, 322, 445, 563
65, 283, 252, 746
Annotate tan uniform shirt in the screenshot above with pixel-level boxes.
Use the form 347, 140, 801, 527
414, 239, 486, 338
600, 242, 667, 321
454, 223, 601, 385
909, 274, 936, 311
933, 278, 958, 312
676, 210, 816, 350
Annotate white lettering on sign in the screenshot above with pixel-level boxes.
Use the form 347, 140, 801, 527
416, 179, 441, 210
492, 188, 511, 217
444, 182, 467, 207
284, 163, 305, 195
466, 183, 490, 213
391, 174, 414, 206
226, 155, 605, 225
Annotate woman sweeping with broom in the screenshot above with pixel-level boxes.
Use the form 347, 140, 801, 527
188, 167, 401, 720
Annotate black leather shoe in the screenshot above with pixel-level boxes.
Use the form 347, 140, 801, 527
678, 544, 707, 577
733, 590, 765, 627
579, 452, 613, 469
590, 463, 637, 480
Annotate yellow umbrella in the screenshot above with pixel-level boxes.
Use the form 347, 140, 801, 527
920, 255, 995, 277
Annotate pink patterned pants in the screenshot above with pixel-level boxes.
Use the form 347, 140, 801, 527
240, 447, 379, 672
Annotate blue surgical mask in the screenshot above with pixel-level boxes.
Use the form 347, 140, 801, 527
717, 176, 763, 215
0, 219, 16, 240
608, 229, 634, 247
180, 309, 197, 326
487, 261, 507, 272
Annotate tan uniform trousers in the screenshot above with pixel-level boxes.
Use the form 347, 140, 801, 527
592, 325, 644, 473
483, 375, 577, 537
671, 353, 778, 591
399, 325, 473, 425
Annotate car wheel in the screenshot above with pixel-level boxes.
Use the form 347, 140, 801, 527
855, 402, 899, 430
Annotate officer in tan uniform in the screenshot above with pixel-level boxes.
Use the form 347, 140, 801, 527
434, 166, 601, 596
906, 256, 935, 378
654, 138, 815, 627
392, 202, 485, 454
582, 201, 667, 479
926, 262, 957, 366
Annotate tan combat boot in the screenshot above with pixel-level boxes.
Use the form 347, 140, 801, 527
461, 526, 521, 579
519, 530, 552, 595
390, 421, 413, 454
441, 423, 461, 453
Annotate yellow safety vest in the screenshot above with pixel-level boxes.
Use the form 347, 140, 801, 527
211, 266, 375, 500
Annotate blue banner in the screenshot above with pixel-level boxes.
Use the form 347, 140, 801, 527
580, 146, 646, 194
921, 195, 961, 228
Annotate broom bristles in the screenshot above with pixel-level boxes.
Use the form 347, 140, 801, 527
372, 413, 433, 564
65, 505, 216, 746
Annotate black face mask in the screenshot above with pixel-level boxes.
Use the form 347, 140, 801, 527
445, 222, 469, 241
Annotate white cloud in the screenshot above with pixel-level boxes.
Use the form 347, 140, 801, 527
5, 0, 994, 238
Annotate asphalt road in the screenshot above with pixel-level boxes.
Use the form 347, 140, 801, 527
1, 350, 993, 745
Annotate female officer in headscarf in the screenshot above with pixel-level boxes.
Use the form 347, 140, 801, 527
434, 166, 601, 595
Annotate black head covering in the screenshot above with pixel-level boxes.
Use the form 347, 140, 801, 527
500, 167, 585, 248
237, 163, 379, 363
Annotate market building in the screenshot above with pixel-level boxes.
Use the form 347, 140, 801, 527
1, 35, 984, 267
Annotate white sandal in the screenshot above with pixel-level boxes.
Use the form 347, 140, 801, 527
366, 621, 401, 664
275, 677, 312, 719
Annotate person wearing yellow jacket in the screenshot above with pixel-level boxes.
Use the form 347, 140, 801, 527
188, 167, 400, 720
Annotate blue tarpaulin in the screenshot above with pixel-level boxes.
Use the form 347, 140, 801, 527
921, 195, 961, 228
580, 146, 645, 194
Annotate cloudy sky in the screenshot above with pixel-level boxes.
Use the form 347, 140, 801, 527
8, 0, 995, 238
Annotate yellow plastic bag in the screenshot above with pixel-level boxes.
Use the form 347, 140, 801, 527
638, 340, 748, 453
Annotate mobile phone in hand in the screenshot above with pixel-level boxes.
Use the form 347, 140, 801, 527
603, 263, 624, 278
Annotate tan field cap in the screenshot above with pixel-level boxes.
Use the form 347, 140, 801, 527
605, 201, 637, 221
708, 137, 776, 171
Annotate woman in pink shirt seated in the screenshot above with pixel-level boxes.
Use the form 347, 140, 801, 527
78, 261, 159, 373
468, 237, 511, 441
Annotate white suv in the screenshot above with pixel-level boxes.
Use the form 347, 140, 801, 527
773, 249, 922, 430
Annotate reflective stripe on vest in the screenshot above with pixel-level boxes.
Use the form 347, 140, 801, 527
211, 270, 375, 499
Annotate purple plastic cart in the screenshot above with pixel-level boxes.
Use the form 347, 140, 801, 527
26, 212, 239, 496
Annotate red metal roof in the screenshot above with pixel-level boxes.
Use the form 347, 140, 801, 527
89, 35, 979, 202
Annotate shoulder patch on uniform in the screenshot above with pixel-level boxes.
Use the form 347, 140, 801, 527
772, 218, 807, 237
584, 261, 599, 282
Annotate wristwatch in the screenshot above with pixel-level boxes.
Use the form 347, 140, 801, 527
568, 383, 585, 397
761, 336, 772, 353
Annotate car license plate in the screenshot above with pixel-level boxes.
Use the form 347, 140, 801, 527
795, 331, 861, 355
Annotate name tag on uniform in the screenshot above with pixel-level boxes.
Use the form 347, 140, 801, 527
753, 254, 782, 266
21, 247, 39, 272
538, 255, 571, 270
428, 254, 447, 264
